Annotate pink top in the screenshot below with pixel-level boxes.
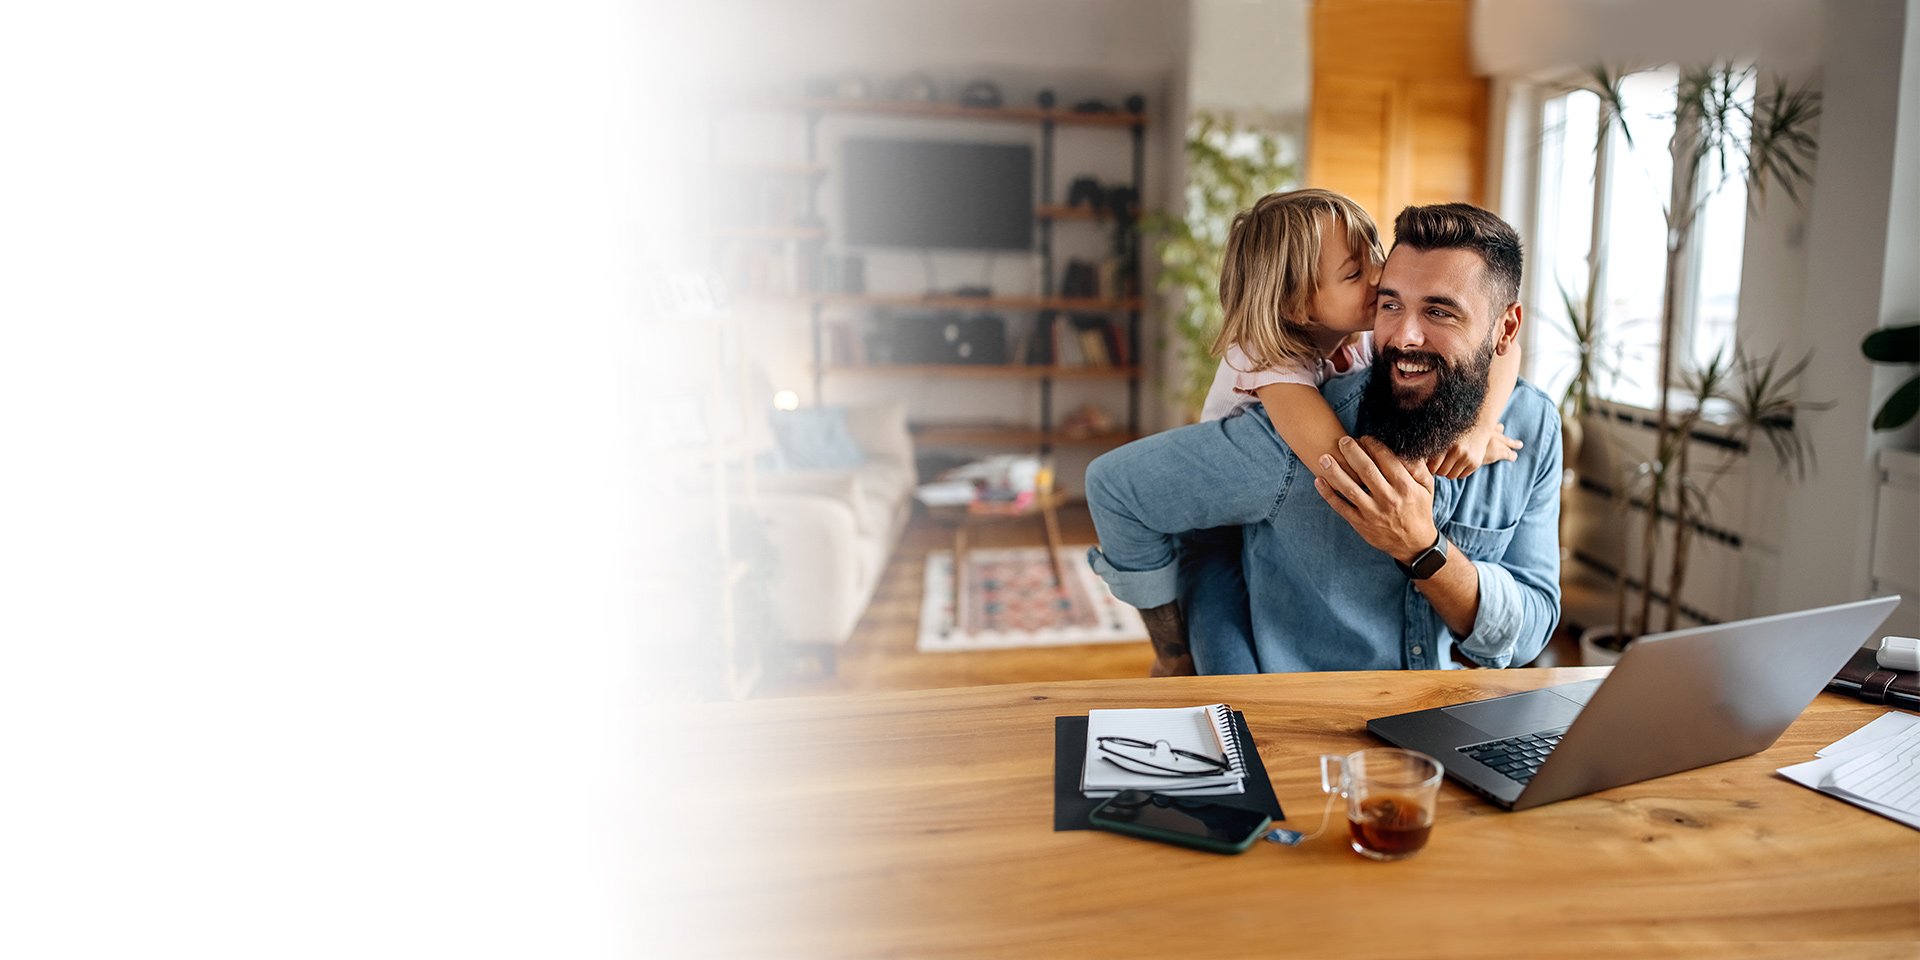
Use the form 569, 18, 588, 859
1199, 332, 1375, 422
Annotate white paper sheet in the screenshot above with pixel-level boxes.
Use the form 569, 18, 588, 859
1825, 722, 1920, 815
1778, 712, 1920, 830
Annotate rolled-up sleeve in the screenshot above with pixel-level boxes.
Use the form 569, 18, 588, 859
1084, 411, 1295, 610
1454, 406, 1564, 668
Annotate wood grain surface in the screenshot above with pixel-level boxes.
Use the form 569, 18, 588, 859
649, 670, 1920, 959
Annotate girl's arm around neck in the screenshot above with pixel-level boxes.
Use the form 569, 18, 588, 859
1429, 339, 1524, 480
1254, 382, 1352, 482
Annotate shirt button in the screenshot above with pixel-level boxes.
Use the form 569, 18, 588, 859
1412, 645, 1424, 656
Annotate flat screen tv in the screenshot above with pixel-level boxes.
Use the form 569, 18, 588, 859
841, 138, 1034, 250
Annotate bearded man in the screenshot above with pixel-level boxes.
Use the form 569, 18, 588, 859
1086, 203, 1563, 674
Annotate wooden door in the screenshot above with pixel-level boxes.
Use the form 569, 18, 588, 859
1307, 0, 1487, 228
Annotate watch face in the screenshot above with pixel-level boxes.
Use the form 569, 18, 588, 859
1400, 537, 1448, 580
1408, 548, 1447, 579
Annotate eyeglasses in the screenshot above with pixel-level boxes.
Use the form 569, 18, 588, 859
1095, 735, 1230, 778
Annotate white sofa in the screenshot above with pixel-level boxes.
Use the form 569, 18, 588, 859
753, 401, 916, 661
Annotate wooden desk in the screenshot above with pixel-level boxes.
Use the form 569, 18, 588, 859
655, 669, 1920, 958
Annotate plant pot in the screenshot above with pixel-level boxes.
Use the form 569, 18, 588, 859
1561, 415, 1585, 471
1578, 625, 1634, 666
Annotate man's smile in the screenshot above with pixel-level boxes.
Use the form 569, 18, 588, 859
1389, 350, 1443, 399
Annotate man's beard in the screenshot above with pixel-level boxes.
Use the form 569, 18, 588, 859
1356, 336, 1496, 461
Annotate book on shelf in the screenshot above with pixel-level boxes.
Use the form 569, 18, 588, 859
1023, 312, 1056, 366
1080, 703, 1250, 798
1078, 328, 1109, 367
1053, 320, 1085, 367
1064, 314, 1125, 367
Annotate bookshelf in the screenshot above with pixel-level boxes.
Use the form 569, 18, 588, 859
714, 93, 1148, 459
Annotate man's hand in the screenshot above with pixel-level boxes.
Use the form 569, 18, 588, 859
1314, 436, 1440, 563
1427, 422, 1523, 480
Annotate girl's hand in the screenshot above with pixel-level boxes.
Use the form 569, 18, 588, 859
1427, 423, 1523, 480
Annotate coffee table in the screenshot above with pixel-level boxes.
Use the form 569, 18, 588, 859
924, 489, 1069, 600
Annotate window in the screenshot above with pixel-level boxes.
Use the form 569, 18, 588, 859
1525, 67, 1755, 410
1528, 88, 1599, 408
1685, 70, 1754, 373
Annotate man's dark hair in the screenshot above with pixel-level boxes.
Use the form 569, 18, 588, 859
1391, 203, 1523, 309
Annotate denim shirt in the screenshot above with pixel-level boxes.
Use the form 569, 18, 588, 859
1085, 370, 1563, 672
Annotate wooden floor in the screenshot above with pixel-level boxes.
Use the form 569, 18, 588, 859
755, 499, 1584, 698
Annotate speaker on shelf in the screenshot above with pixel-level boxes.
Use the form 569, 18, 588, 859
1125, 93, 1146, 114
1066, 176, 1105, 209
1036, 88, 1056, 108
889, 312, 1007, 365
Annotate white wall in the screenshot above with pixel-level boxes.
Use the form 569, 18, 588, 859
1472, 0, 1825, 80
1875, 0, 1920, 455
1776, 0, 1919, 630
1188, 0, 1310, 125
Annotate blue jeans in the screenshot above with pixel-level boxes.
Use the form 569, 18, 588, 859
1084, 410, 1291, 674
1176, 526, 1260, 675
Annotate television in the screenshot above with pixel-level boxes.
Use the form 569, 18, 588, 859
841, 138, 1034, 250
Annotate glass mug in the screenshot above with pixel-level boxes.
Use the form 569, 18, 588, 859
1319, 748, 1444, 861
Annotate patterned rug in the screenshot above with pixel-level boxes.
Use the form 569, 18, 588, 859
917, 545, 1148, 652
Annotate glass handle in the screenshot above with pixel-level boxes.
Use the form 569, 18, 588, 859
1319, 754, 1346, 796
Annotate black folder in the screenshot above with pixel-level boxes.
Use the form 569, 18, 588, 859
1052, 710, 1285, 831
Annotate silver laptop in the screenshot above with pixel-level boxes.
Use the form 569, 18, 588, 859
1368, 596, 1900, 811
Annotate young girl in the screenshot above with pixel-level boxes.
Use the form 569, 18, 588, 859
1092, 188, 1522, 676
1201, 188, 1521, 482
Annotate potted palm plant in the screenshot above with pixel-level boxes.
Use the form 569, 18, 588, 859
1141, 110, 1297, 420
1570, 63, 1823, 663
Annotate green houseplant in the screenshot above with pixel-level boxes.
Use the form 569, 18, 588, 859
1141, 110, 1298, 420
1864, 323, 1919, 431
1572, 63, 1824, 657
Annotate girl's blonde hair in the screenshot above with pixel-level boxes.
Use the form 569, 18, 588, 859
1211, 188, 1384, 371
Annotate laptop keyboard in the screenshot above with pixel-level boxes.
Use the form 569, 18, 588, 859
1459, 729, 1567, 784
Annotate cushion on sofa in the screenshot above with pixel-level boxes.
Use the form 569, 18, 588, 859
768, 406, 867, 470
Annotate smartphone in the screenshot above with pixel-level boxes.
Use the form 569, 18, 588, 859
1087, 789, 1272, 854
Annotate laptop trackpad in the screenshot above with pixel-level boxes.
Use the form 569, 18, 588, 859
1441, 689, 1587, 739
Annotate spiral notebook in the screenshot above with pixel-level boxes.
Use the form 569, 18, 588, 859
1052, 710, 1282, 831
1080, 703, 1249, 797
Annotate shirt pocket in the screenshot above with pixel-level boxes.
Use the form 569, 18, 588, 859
1444, 518, 1519, 562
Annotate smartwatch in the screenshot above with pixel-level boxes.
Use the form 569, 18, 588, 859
1396, 534, 1449, 580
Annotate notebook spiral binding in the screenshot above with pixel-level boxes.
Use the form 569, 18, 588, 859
1211, 703, 1246, 773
